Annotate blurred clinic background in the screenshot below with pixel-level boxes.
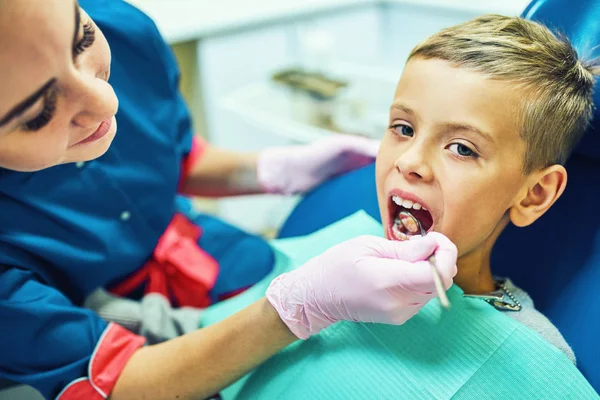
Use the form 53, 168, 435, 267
125, 0, 531, 238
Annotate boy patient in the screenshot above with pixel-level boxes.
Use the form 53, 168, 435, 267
377, 14, 597, 362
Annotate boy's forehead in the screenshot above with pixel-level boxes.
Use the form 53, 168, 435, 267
393, 57, 524, 147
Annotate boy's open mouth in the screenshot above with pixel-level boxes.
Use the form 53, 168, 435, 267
388, 194, 434, 241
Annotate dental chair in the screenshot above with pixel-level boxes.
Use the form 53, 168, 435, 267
279, 0, 600, 392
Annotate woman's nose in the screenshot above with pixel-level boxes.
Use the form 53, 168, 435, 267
68, 74, 118, 128
394, 141, 434, 182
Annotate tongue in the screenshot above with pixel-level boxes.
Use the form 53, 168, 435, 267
391, 215, 421, 241
391, 219, 410, 241
399, 207, 433, 232
398, 212, 419, 234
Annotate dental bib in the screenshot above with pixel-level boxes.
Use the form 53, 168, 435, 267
201, 212, 598, 399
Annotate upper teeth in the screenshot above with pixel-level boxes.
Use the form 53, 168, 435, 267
392, 195, 426, 211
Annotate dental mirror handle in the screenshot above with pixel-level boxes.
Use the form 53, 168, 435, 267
417, 215, 450, 308
428, 254, 450, 309
398, 210, 451, 309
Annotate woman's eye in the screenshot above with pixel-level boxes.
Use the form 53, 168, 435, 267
22, 88, 58, 131
73, 23, 96, 58
448, 143, 478, 158
390, 123, 414, 137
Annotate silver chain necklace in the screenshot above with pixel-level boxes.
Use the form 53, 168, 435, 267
463, 279, 522, 312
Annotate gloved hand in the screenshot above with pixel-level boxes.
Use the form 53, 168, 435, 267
266, 233, 458, 339
257, 135, 380, 195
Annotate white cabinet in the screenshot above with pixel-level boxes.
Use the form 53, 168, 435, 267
196, 6, 386, 233
198, 25, 293, 150
197, 25, 298, 233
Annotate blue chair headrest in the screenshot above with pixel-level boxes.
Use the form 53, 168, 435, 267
522, 0, 600, 161
503, 0, 600, 389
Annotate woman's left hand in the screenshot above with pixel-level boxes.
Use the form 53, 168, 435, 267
257, 135, 380, 195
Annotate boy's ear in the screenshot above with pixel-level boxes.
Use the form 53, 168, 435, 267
509, 164, 568, 228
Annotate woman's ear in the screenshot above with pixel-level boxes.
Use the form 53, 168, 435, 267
509, 164, 568, 227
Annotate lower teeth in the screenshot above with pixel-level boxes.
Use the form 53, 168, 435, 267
392, 222, 408, 240
392, 219, 418, 241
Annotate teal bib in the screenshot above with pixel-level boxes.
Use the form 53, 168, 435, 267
202, 212, 598, 399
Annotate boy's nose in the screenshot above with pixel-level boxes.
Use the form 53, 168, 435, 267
394, 145, 434, 182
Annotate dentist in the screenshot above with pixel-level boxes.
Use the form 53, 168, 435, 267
0, 1, 457, 399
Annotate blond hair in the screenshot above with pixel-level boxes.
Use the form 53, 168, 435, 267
408, 15, 599, 173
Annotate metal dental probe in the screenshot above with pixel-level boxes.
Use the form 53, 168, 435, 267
398, 211, 451, 309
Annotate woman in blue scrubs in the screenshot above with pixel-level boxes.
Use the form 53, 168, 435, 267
0, 1, 457, 399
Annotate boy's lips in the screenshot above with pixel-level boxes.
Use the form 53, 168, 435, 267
386, 189, 437, 241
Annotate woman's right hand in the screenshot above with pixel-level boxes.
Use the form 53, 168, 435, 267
266, 233, 458, 339
111, 234, 456, 399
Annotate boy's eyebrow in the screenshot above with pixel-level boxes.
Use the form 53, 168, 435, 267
390, 103, 416, 117
441, 122, 496, 144
391, 103, 495, 144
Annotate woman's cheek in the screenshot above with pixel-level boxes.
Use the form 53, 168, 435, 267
92, 26, 112, 67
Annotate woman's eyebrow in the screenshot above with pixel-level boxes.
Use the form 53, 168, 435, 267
0, 4, 78, 128
72, 3, 81, 49
0, 79, 57, 127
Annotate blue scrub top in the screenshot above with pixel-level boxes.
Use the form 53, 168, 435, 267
0, 1, 273, 398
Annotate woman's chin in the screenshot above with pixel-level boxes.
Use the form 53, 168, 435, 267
68, 119, 117, 163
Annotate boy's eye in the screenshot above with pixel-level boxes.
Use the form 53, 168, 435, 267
390, 123, 414, 137
448, 143, 478, 158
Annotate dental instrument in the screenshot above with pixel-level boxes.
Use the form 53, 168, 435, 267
398, 211, 450, 308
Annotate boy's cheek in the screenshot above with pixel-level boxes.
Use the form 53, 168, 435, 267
375, 145, 398, 181
442, 211, 504, 257
374, 155, 387, 196
374, 157, 395, 229
374, 175, 387, 223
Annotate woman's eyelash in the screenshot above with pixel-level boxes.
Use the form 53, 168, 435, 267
23, 89, 58, 131
73, 23, 95, 57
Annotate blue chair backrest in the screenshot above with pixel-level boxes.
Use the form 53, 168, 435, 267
280, 0, 600, 391
499, 0, 600, 389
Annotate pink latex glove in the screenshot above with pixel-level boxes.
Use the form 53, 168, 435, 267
257, 135, 380, 195
266, 233, 458, 339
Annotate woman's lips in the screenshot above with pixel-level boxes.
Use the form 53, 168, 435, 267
73, 118, 112, 146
